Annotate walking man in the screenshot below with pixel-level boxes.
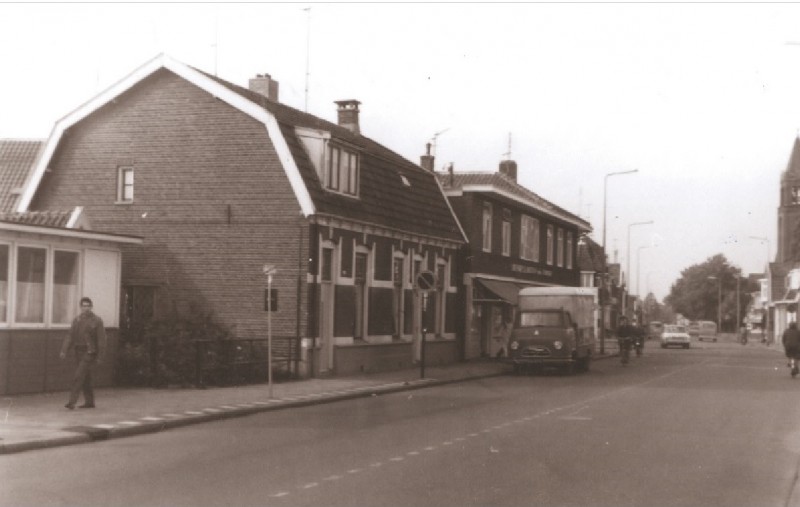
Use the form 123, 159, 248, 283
60, 297, 107, 409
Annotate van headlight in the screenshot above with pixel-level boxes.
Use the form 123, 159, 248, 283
553, 341, 564, 350
510, 341, 519, 351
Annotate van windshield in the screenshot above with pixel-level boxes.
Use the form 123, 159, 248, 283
519, 312, 563, 327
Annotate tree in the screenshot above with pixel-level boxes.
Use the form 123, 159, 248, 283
664, 254, 759, 332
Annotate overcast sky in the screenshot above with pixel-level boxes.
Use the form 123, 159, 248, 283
2, 2, 798, 301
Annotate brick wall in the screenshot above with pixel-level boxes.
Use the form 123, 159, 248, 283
30, 68, 310, 342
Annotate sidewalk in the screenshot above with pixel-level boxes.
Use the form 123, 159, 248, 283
0, 353, 620, 455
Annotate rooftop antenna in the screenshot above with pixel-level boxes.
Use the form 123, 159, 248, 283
303, 6, 312, 112
430, 128, 449, 156
502, 132, 513, 160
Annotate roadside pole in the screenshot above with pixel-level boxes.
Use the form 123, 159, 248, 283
264, 264, 278, 399
416, 270, 436, 379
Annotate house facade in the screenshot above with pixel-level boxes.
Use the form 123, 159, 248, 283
17, 55, 466, 379
435, 159, 591, 359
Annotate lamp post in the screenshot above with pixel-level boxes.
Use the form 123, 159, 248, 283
708, 275, 722, 331
627, 220, 653, 295
636, 245, 650, 297
600, 169, 638, 355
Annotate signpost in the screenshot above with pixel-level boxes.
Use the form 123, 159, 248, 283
415, 270, 436, 378
263, 264, 278, 398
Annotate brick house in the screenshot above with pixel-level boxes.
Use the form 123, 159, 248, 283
434, 158, 591, 359
16, 54, 466, 378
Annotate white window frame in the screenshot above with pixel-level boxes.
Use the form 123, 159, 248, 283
51, 248, 82, 326
501, 219, 511, 257
557, 228, 564, 267
482, 201, 493, 253
117, 166, 134, 203
566, 232, 574, 269
325, 143, 360, 197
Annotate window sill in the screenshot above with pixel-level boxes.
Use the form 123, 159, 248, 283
114, 200, 134, 205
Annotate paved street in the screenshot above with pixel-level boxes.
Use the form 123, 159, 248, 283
3, 340, 800, 507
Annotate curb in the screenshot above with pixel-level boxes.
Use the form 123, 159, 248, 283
0, 372, 504, 456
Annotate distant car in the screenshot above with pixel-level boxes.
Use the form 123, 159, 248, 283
687, 322, 700, 338
696, 320, 718, 342
661, 324, 691, 349
647, 321, 664, 340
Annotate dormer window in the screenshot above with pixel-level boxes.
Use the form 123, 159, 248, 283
326, 144, 359, 197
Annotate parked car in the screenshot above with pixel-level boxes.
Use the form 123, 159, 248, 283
687, 321, 700, 338
661, 324, 691, 349
696, 320, 718, 342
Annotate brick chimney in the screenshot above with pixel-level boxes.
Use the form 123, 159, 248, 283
499, 160, 518, 182
335, 100, 361, 134
248, 74, 279, 102
420, 143, 435, 172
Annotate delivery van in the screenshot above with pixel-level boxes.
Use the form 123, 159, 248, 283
507, 287, 597, 374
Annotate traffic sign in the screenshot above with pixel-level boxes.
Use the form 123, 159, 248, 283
416, 270, 436, 291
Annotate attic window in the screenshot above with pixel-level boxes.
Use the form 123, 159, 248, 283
400, 175, 411, 187
325, 144, 359, 197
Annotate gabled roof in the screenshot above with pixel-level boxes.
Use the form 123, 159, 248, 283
437, 171, 591, 232
577, 235, 606, 272
18, 54, 465, 244
0, 139, 44, 212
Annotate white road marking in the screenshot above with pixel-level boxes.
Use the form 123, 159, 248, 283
270, 492, 289, 498
347, 469, 362, 474
389, 456, 404, 462
118, 421, 141, 426
302, 482, 319, 489
407, 451, 420, 456
323, 475, 342, 481
140, 416, 163, 422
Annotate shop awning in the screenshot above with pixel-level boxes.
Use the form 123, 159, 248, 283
474, 278, 527, 305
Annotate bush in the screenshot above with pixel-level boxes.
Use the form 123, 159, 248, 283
116, 309, 231, 388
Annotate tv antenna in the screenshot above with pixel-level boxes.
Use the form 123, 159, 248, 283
430, 128, 449, 156
502, 132, 513, 160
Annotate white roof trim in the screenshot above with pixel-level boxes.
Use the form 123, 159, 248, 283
17, 54, 315, 217
0, 222, 142, 244
66, 206, 83, 228
457, 184, 590, 232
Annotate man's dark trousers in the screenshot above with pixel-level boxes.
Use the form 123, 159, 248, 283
68, 347, 97, 407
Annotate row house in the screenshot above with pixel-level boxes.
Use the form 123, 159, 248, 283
434, 158, 592, 359
16, 54, 466, 383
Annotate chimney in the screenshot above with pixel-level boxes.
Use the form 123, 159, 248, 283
248, 74, 279, 102
420, 143, 435, 172
499, 159, 518, 182
335, 100, 361, 134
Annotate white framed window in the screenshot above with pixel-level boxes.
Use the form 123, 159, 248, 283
520, 215, 540, 262
52, 250, 80, 324
16, 245, 47, 324
546, 225, 554, 266
557, 228, 564, 267
581, 272, 594, 287
482, 201, 493, 252
326, 144, 360, 196
501, 214, 511, 257
117, 166, 134, 203
566, 232, 574, 269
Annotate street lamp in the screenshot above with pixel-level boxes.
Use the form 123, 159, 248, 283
600, 169, 638, 356
627, 220, 653, 295
708, 276, 722, 331
636, 245, 650, 297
